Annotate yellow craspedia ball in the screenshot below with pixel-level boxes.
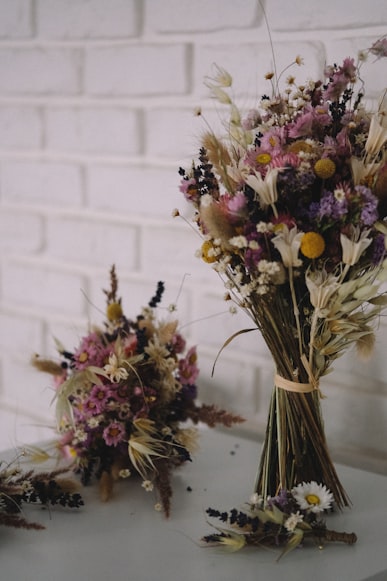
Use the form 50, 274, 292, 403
107, 301, 123, 322
300, 232, 326, 259
201, 240, 217, 263
314, 158, 336, 179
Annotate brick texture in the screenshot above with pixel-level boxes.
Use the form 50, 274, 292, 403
266, 0, 387, 30
1, 161, 83, 207
85, 45, 189, 96
0, 0, 32, 39
0, 0, 386, 475
45, 107, 141, 156
0, 107, 42, 149
144, 0, 260, 32
37, 0, 138, 39
0, 48, 81, 95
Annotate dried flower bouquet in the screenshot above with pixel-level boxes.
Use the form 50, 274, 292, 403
178, 37, 387, 508
34, 266, 243, 516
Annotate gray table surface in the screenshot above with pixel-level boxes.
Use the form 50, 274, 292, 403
1, 428, 386, 581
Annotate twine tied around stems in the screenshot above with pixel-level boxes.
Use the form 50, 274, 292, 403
275, 354, 323, 395
274, 374, 315, 393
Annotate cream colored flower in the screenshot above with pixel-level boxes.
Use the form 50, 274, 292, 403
245, 168, 280, 209
364, 110, 387, 157
141, 479, 154, 492
284, 511, 304, 532
249, 492, 264, 509
118, 469, 131, 479
340, 226, 372, 265
305, 268, 340, 316
87, 417, 101, 428
73, 428, 87, 444
271, 225, 303, 268
103, 353, 129, 383
229, 235, 248, 249
350, 156, 381, 185
227, 158, 251, 183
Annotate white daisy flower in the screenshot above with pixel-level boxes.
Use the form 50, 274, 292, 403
292, 481, 334, 514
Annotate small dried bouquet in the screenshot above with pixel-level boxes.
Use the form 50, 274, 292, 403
203, 481, 357, 560
34, 266, 243, 516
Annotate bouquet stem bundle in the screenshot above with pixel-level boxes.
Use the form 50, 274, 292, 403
256, 387, 348, 507
226, 272, 350, 508
244, 293, 350, 507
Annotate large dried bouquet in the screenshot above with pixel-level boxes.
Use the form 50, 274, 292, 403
34, 266, 243, 516
177, 38, 387, 508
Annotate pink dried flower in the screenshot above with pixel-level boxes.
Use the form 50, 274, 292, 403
179, 346, 199, 385
260, 126, 286, 153
221, 191, 247, 222
89, 384, 111, 412
103, 421, 126, 446
323, 58, 357, 101
171, 332, 186, 354
179, 177, 198, 202
288, 111, 314, 139
370, 37, 387, 60
73, 332, 109, 370
270, 152, 301, 169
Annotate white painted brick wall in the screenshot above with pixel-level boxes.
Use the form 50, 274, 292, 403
85, 45, 189, 96
0, 0, 386, 475
45, 107, 140, 156
36, 0, 138, 39
265, 0, 387, 30
144, 0, 259, 33
0, 0, 32, 39
0, 48, 81, 95
1, 161, 83, 206
0, 107, 42, 149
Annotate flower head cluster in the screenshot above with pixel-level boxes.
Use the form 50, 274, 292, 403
178, 39, 387, 381
34, 266, 243, 516
203, 481, 356, 560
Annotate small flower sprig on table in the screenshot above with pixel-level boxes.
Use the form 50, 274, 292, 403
33, 266, 244, 517
202, 482, 357, 561
0, 455, 83, 531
